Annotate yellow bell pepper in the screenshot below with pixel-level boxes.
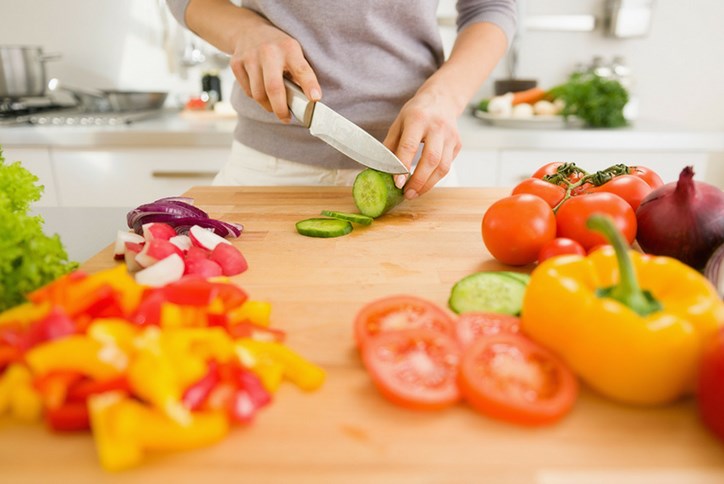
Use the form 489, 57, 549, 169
521, 215, 724, 406
0, 364, 43, 421
24, 335, 127, 381
235, 339, 325, 392
89, 391, 228, 472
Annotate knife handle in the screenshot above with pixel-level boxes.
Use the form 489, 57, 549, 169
284, 78, 315, 127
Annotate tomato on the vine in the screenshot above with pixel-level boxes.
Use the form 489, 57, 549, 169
629, 165, 664, 189
531, 162, 564, 179
537, 237, 586, 263
361, 328, 461, 411
511, 178, 566, 208
588, 174, 652, 211
482, 194, 556, 266
555, 192, 636, 250
353, 295, 456, 349
457, 333, 578, 426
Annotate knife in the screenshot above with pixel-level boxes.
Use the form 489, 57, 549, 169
284, 78, 409, 175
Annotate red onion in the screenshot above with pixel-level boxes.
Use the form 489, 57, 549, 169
126, 198, 243, 238
704, 243, 724, 299
635, 166, 724, 270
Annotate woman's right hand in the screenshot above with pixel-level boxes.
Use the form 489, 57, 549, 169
183, 0, 321, 123
228, 17, 321, 123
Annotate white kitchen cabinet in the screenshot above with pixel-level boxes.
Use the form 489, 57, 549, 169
452, 149, 499, 187
1, 147, 59, 207
498, 150, 708, 186
52, 148, 227, 207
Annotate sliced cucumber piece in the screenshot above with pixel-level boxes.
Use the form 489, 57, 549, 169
320, 210, 374, 226
498, 271, 531, 286
295, 218, 353, 238
448, 271, 527, 315
353, 169, 404, 218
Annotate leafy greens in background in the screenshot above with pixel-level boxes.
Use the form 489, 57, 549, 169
0, 149, 77, 311
548, 72, 630, 128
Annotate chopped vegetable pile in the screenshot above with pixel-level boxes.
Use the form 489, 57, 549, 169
0, 265, 325, 471
0, 150, 77, 311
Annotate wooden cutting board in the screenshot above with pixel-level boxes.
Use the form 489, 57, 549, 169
3, 186, 723, 483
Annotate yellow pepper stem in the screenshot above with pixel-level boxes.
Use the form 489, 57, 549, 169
586, 215, 662, 317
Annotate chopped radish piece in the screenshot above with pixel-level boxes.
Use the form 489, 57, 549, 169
124, 242, 144, 273
114, 231, 145, 260
135, 239, 183, 268
210, 243, 248, 276
189, 225, 232, 251
184, 257, 223, 278
135, 254, 185, 287
170, 234, 192, 252
185, 246, 211, 262
142, 222, 177, 241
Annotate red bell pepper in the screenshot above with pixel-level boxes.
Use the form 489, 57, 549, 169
45, 401, 90, 432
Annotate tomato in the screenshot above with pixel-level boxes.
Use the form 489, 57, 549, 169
589, 174, 652, 211
353, 295, 455, 349
458, 333, 578, 426
537, 237, 586, 263
482, 194, 557, 266
629, 165, 664, 189
361, 328, 461, 410
555, 192, 636, 250
511, 178, 566, 208
531, 162, 564, 179
454, 312, 520, 350
697, 328, 724, 442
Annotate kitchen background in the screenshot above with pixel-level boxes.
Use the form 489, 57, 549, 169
2, 0, 723, 129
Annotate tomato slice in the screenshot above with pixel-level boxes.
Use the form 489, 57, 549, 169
353, 295, 455, 349
454, 312, 520, 350
458, 333, 578, 426
361, 328, 461, 411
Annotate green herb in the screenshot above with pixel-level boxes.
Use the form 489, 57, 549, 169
548, 72, 629, 128
0, 149, 77, 311
477, 98, 490, 112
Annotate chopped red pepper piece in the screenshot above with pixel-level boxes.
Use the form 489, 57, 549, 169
45, 401, 90, 432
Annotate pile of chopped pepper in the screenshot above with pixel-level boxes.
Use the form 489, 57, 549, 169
0, 264, 325, 471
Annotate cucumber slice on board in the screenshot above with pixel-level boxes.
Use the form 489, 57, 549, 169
295, 218, 353, 238
499, 271, 531, 286
320, 210, 374, 226
448, 271, 528, 315
353, 169, 404, 218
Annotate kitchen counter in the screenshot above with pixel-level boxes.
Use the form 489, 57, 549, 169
4, 186, 723, 483
1, 109, 723, 152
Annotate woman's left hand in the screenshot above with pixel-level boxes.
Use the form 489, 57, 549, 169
383, 88, 462, 199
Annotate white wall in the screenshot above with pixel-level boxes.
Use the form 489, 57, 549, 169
1, 0, 723, 130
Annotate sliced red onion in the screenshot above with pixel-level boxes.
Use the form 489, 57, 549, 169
704, 243, 724, 300
126, 198, 242, 238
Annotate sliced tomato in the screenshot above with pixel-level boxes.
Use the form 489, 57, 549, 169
361, 328, 461, 411
353, 295, 455, 349
458, 333, 578, 426
454, 312, 520, 350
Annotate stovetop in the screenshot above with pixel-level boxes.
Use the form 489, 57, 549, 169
0, 97, 163, 127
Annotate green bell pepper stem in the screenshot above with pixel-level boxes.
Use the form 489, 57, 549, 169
586, 215, 662, 317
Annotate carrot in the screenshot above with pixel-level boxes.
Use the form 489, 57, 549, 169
511, 87, 547, 106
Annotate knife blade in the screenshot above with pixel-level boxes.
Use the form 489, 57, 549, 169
284, 79, 409, 175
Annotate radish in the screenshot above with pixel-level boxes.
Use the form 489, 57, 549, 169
114, 231, 145, 260
135, 239, 183, 268
190, 225, 232, 251
135, 253, 185, 287
124, 242, 144, 273
184, 257, 223, 278
210, 243, 248, 276
142, 222, 177, 241
170, 234, 192, 252
185, 246, 211, 262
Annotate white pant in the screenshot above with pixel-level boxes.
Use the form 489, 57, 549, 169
213, 140, 459, 187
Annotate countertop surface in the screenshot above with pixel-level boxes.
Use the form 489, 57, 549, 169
2, 109, 723, 152
5, 186, 723, 483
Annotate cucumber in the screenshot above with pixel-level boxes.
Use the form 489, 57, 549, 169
499, 271, 531, 286
320, 210, 374, 226
448, 271, 528, 315
352, 169, 404, 218
295, 218, 353, 238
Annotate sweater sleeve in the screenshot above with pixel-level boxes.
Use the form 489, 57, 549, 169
456, 0, 518, 45
166, 0, 191, 29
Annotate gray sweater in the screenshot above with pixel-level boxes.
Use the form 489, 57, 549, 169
167, 0, 517, 169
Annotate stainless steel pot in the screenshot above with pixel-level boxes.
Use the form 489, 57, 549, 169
0, 46, 60, 98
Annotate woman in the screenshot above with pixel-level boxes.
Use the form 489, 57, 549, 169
167, 0, 516, 199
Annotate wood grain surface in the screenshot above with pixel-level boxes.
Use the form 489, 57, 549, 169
2, 186, 723, 483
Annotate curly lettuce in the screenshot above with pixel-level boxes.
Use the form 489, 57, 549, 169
0, 149, 77, 311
